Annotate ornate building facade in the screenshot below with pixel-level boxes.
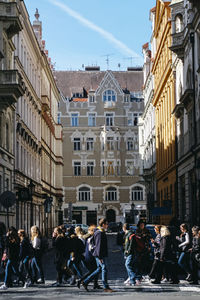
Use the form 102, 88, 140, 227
56, 68, 146, 225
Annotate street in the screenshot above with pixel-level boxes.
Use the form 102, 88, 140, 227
0, 234, 200, 299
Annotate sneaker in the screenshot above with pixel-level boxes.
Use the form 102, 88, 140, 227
23, 281, 32, 289
37, 278, 45, 284
161, 278, 168, 283
104, 288, 114, 292
135, 280, 141, 286
186, 274, 192, 281
125, 282, 135, 286
0, 284, 8, 290
124, 278, 130, 284
52, 282, 61, 287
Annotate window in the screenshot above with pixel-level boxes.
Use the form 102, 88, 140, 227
57, 112, 61, 124
128, 113, 133, 126
88, 113, 96, 126
132, 186, 143, 201
134, 113, 138, 126
107, 137, 114, 150
175, 14, 183, 33
116, 137, 120, 150
102, 161, 105, 176
126, 161, 134, 175
71, 113, 79, 127
106, 187, 117, 201
74, 138, 81, 151
87, 162, 94, 176
105, 113, 114, 126
89, 95, 95, 103
74, 162, 81, 176
117, 161, 120, 175
79, 186, 90, 201
127, 137, 134, 151
86, 137, 94, 151
107, 161, 114, 175
103, 89, 116, 102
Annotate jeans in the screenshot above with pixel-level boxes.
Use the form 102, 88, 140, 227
31, 256, 44, 282
19, 256, 32, 281
125, 254, 141, 284
84, 257, 109, 289
178, 252, 191, 274
4, 259, 22, 286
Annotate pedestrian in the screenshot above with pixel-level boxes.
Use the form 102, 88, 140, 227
149, 225, 161, 281
79, 218, 114, 292
0, 227, 23, 290
123, 223, 141, 286
30, 226, 45, 284
18, 229, 33, 288
188, 226, 200, 284
176, 223, 192, 281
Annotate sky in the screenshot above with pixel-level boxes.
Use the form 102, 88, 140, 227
25, 0, 156, 71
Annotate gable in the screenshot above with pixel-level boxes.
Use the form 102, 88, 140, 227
95, 71, 124, 97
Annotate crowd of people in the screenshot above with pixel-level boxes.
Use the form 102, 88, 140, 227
0, 218, 200, 292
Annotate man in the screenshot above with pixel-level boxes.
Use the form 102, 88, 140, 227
79, 218, 114, 292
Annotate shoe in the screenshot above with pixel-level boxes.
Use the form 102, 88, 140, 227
70, 275, 76, 286
151, 280, 161, 284
104, 288, 114, 292
186, 274, 192, 281
77, 279, 81, 289
37, 278, 45, 284
0, 284, 8, 290
125, 282, 135, 286
135, 280, 141, 286
82, 281, 89, 292
161, 278, 168, 283
124, 277, 130, 284
93, 284, 102, 289
52, 282, 61, 287
23, 281, 32, 288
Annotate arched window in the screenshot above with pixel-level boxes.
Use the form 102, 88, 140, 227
132, 186, 143, 201
103, 90, 116, 102
105, 186, 117, 201
79, 186, 90, 201
175, 14, 183, 33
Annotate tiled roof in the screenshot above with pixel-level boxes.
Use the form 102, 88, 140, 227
54, 70, 143, 97
73, 98, 88, 102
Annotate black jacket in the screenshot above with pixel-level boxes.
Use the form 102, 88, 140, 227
160, 235, 176, 261
5, 237, 20, 261
53, 236, 69, 263
192, 236, 200, 253
19, 237, 32, 260
92, 228, 108, 259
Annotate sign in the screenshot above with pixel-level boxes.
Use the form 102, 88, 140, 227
152, 207, 172, 216
73, 206, 88, 210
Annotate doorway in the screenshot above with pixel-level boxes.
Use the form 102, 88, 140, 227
106, 209, 116, 222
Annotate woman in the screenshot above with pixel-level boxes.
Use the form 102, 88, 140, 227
0, 227, 23, 290
189, 226, 200, 284
18, 229, 33, 288
52, 226, 71, 286
153, 226, 179, 284
176, 223, 191, 280
149, 225, 161, 281
30, 226, 45, 284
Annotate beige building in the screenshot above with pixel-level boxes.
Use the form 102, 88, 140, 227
56, 68, 146, 225
0, 1, 63, 234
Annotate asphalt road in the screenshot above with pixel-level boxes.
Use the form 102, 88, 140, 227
0, 234, 200, 299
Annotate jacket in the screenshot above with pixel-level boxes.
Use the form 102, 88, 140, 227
152, 233, 161, 259
19, 237, 32, 260
5, 237, 20, 261
192, 236, 200, 253
124, 230, 135, 256
54, 236, 69, 263
177, 232, 190, 252
160, 235, 176, 261
92, 227, 108, 259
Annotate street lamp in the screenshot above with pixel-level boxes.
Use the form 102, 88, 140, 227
28, 180, 35, 227
58, 198, 63, 225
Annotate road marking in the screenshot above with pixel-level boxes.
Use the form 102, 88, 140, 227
179, 287, 200, 292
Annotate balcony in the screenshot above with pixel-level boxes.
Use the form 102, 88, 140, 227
0, 1, 22, 38
41, 95, 50, 111
180, 89, 193, 110
104, 101, 116, 109
170, 30, 185, 59
0, 70, 24, 110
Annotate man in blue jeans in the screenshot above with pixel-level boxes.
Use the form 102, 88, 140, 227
80, 218, 114, 292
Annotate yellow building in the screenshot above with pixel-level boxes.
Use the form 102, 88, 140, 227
152, 0, 176, 224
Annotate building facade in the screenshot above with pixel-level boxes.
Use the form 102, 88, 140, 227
56, 68, 146, 225
0, 1, 63, 233
170, 0, 200, 224
152, 0, 177, 224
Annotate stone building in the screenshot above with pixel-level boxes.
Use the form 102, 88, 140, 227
170, 0, 200, 224
152, 0, 177, 224
0, 1, 63, 233
56, 68, 146, 225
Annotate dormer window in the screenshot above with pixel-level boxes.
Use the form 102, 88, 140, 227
175, 14, 183, 33
103, 89, 116, 102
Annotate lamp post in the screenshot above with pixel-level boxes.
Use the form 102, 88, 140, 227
28, 180, 35, 227
44, 195, 53, 236
58, 198, 63, 225
131, 202, 135, 224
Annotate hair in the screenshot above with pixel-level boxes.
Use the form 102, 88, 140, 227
123, 223, 130, 231
192, 226, 199, 235
88, 225, 96, 235
155, 225, 162, 233
75, 226, 84, 236
7, 227, 19, 244
160, 226, 171, 237
31, 225, 41, 241
18, 229, 26, 241
99, 218, 108, 227
180, 223, 188, 231
54, 226, 64, 237
137, 220, 146, 228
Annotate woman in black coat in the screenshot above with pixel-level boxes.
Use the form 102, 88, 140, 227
188, 226, 200, 284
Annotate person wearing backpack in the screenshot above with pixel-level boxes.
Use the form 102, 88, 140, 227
30, 226, 45, 284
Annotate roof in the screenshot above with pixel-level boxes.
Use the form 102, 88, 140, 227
73, 98, 88, 102
54, 70, 143, 98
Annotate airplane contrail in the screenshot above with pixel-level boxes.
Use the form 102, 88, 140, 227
48, 0, 142, 60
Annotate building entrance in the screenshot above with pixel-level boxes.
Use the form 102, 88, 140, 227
106, 209, 116, 222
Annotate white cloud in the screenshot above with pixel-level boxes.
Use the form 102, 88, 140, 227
48, 0, 142, 60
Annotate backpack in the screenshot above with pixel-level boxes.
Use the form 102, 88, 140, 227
129, 233, 145, 253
